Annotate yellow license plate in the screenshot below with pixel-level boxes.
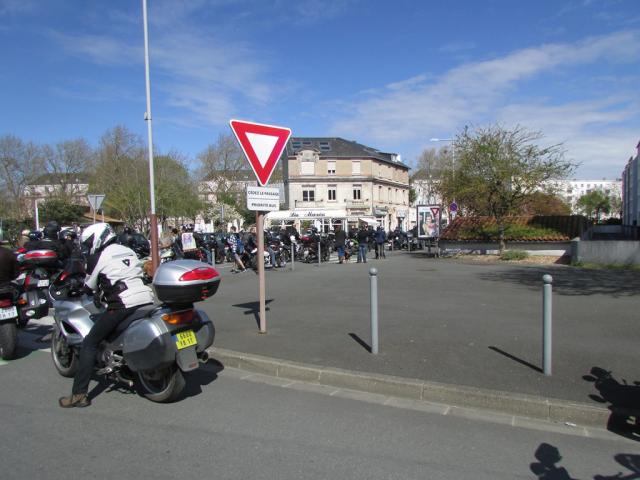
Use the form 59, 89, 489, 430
174, 330, 197, 350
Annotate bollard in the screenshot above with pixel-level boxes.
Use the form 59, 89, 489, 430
369, 267, 379, 354
318, 241, 321, 266
542, 274, 553, 376
291, 244, 295, 271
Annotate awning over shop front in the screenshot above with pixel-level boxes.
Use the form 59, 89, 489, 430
266, 209, 348, 221
357, 217, 378, 224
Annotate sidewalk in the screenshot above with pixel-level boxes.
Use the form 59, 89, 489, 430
200, 252, 640, 429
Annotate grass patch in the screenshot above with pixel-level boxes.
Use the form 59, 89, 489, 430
500, 250, 529, 261
455, 224, 565, 241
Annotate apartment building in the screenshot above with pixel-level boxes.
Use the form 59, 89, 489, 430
279, 138, 410, 231
622, 141, 640, 226
545, 179, 622, 216
23, 173, 90, 214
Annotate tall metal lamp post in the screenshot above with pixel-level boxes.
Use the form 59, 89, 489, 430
142, 0, 159, 272
429, 137, 455, 177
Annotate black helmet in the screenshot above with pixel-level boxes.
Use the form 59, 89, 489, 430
59, 228, 77, 240
43, 221, 60, 240
28, 230, 43, 242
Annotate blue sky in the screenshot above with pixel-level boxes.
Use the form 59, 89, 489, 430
1, 0, 639, 179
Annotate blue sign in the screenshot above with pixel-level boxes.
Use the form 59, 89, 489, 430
450, 202, 458, 212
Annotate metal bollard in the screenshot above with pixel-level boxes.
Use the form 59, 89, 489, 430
542, 274, 553, 376
291, 244, 295, 271
318, 242, 321, 266
369, 267, 379, 354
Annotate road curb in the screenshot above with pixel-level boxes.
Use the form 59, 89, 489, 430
207, 347, 617, 428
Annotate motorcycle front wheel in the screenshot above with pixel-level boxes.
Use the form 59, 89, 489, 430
0, 322, 17, 360
51, 324, 78, 377
136, 365, 185, 403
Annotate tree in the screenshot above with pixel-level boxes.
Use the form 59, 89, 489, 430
89, 126, 149, 229
154, 152, 203, 226
441, 125, 574, 252
411, 148, 452, 205
89, 127, 203, 232
0, 135, 45, 220
39, 198, 85, 225
576, 190, 611, 223
521, 192, 571, 216
41, 138, 93, 201
197, 133, 246, 203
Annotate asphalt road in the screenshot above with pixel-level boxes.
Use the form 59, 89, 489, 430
0, 341, 637, 480
198, 252, 640, 404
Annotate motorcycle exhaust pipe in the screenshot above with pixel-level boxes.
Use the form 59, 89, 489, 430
198, 351, 210, 364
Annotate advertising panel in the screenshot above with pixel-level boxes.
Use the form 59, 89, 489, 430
417, 205, 441, 239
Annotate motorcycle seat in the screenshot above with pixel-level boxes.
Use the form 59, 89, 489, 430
110, 304, 156, 336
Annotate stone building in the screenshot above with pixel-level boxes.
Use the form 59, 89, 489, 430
278, 138, 410, 231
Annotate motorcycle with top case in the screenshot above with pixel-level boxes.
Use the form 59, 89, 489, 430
49, 260, 219, 403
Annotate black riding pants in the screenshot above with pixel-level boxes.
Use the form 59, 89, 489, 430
72, 307, 136, 395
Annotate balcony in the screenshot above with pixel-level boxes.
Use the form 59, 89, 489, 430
345, 199, 369, 209
295, 200, 324, 208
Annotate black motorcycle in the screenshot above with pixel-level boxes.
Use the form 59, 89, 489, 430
0, 283, 20, 360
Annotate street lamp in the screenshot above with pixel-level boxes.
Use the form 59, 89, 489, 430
429, 137, 455, 176
142, 0, 159, 272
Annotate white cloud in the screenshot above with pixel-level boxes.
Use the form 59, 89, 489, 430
0, 0, 37, 16
48, 8, 275, 127
329, 30, 640, 178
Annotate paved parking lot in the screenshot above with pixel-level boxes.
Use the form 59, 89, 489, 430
198, 250, 640, 406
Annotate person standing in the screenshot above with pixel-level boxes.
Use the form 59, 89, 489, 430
374, 226, 386, 259
333, 225, 347, 264
356, 225, 369, 263
228, 226, 245, 273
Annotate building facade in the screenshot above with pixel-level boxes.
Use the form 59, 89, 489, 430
545, 179, 622, 217
23, 174, 90, 214
622, 141, 640, 226
281, 138, 410, 231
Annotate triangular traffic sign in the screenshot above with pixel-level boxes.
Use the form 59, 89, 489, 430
229, 119, 291, 186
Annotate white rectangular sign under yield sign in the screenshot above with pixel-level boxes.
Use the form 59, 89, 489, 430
246, 186, 280, 211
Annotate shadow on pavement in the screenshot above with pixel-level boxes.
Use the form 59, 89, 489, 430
530, 443, 577, 480
488, 346, 542, 373
530, 444, 640, 479
594, 454, 640, 479
181, 358, 224, 399
584, 366, 640, 442
348, 333, 371, 353
232, 299, 274, 328
477, 267, 640, 297
9, 323, 53, 361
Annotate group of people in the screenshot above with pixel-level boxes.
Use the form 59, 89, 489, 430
333, 224, 388, 264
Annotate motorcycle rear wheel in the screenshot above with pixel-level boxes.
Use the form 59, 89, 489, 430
0, 322, 17, 360
51, 324, 78, 377
136, 365, 185, 403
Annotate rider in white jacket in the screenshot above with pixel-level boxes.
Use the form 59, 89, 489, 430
59, 223, 154, 409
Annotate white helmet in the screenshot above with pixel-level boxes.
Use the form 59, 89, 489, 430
81, 223, 116, 255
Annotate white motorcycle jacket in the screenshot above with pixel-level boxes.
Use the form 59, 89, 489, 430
85, 243, 154, 310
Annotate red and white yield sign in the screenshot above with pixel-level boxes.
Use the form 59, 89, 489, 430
229, 119, 292, 186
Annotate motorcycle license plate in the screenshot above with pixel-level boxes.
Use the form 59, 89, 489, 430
37, 279, 49, 287
174, 330, 197, 350
0, 306, 18, 320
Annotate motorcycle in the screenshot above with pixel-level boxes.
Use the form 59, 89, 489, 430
49, 259, 219, 403
15, 249, 59, 324
0, 283, 20, 360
